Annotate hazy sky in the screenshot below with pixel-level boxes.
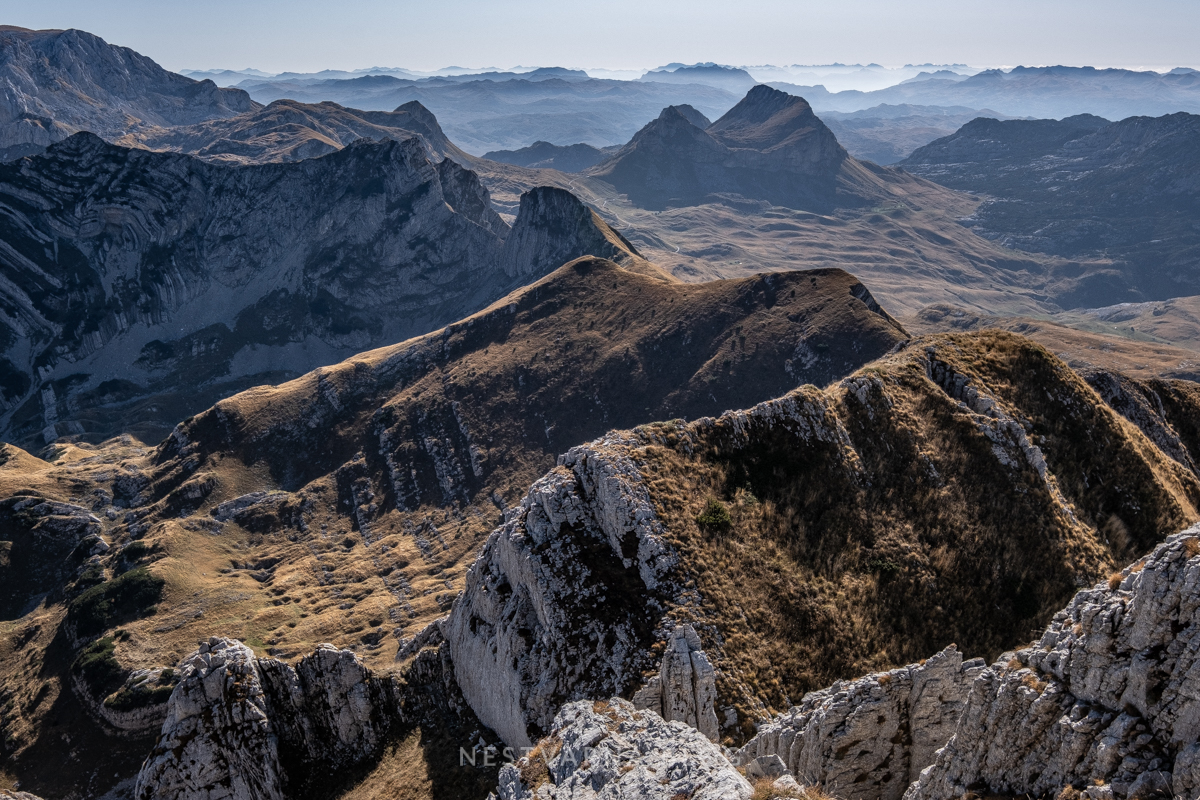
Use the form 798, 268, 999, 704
3, 0, 1198, 73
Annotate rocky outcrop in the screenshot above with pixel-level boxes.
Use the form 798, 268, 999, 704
134, 638, 406, 800
631, 624, 720, 741
0, 26, 256, 157
906, 528, 1200, 800
444, 435, 678, 748
1085, 369, 1200, 477
135, 639, 285, 800
0, 129, 620, 447
494, 698, 753, 800
498, 186, 642, 280
736, 646, 985, 800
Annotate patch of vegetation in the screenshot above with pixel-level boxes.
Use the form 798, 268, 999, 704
695, 498, 732, 533
72, 637, 124, 700
104, 668, 178, 711
67, 567, 164, 638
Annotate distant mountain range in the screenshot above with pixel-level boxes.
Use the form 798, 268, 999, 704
902, 112, 1200, 306
117, 98, 468, 164
780, 65, 1200, 119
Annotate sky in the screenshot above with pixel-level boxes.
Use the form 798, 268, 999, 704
3, 0, 1199, 74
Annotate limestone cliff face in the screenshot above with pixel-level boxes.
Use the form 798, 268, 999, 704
0, 26, 257, 159
0, 132, 617, 447
443, 434, 678, 748
495, 698, 752, 800
134, 637, 452, 800
907, 528, 1200, 800
499, 186, 643, 280
736, 646, 985, 800
630, 624, 720, 742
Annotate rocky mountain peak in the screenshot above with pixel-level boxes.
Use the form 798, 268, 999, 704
0, 26, 257, 159
658, 104, 712, 129
499, 186, 645, 278
707, 84, 846, 159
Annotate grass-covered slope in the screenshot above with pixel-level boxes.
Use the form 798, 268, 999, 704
611, 331, 1200, 736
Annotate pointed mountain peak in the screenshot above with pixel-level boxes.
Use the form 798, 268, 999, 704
707, 85, 838, 153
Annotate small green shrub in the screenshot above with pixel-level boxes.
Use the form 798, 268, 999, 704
67, 567, 164, 638
73, 637, 124, 699
696, 498, 733, 532
119, 541, 156, 567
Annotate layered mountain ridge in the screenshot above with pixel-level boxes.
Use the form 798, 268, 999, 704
0, 26, 257, 160
0, 133, 637, 448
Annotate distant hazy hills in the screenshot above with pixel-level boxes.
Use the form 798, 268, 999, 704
902, 112, 1200, 306
234, 73, 741, 153
0, 134, 643, 447
0, 26, 257, 160
783, 65, 1200, 119
119, 98, 469, 164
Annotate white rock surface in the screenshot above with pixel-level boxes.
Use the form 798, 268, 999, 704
737, 645, 985, 800
907, 528, 1200, 800
135, 638, 284, 800
495, 698, 753, 800
134, 638, 405, 800
444, 436, 677, 749
631, 624, 720, 741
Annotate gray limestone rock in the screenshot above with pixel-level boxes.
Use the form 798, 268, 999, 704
444, 434, 677, 748
134, 638, 406, 800
906, 528, 1200, 800
495, 698, 753, 800
736, 645, 984, 800
631, 623, 720, 741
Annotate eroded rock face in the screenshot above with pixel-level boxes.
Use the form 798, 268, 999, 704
630, 624, 720, 741
736, 646, 985, 800
906, 529, 1200, 800
444, 435, 678, 748
135, 638, 406, 800
495, 698, 753, 800
135, 638, 284, 800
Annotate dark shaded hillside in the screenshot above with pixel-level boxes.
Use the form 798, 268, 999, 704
482, 141, 608, 172
902, 112, 1200, 307
0, 134, 638, 448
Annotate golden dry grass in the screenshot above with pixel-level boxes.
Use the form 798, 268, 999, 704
628, 331, 1200, 733
0, 258, 907, 795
